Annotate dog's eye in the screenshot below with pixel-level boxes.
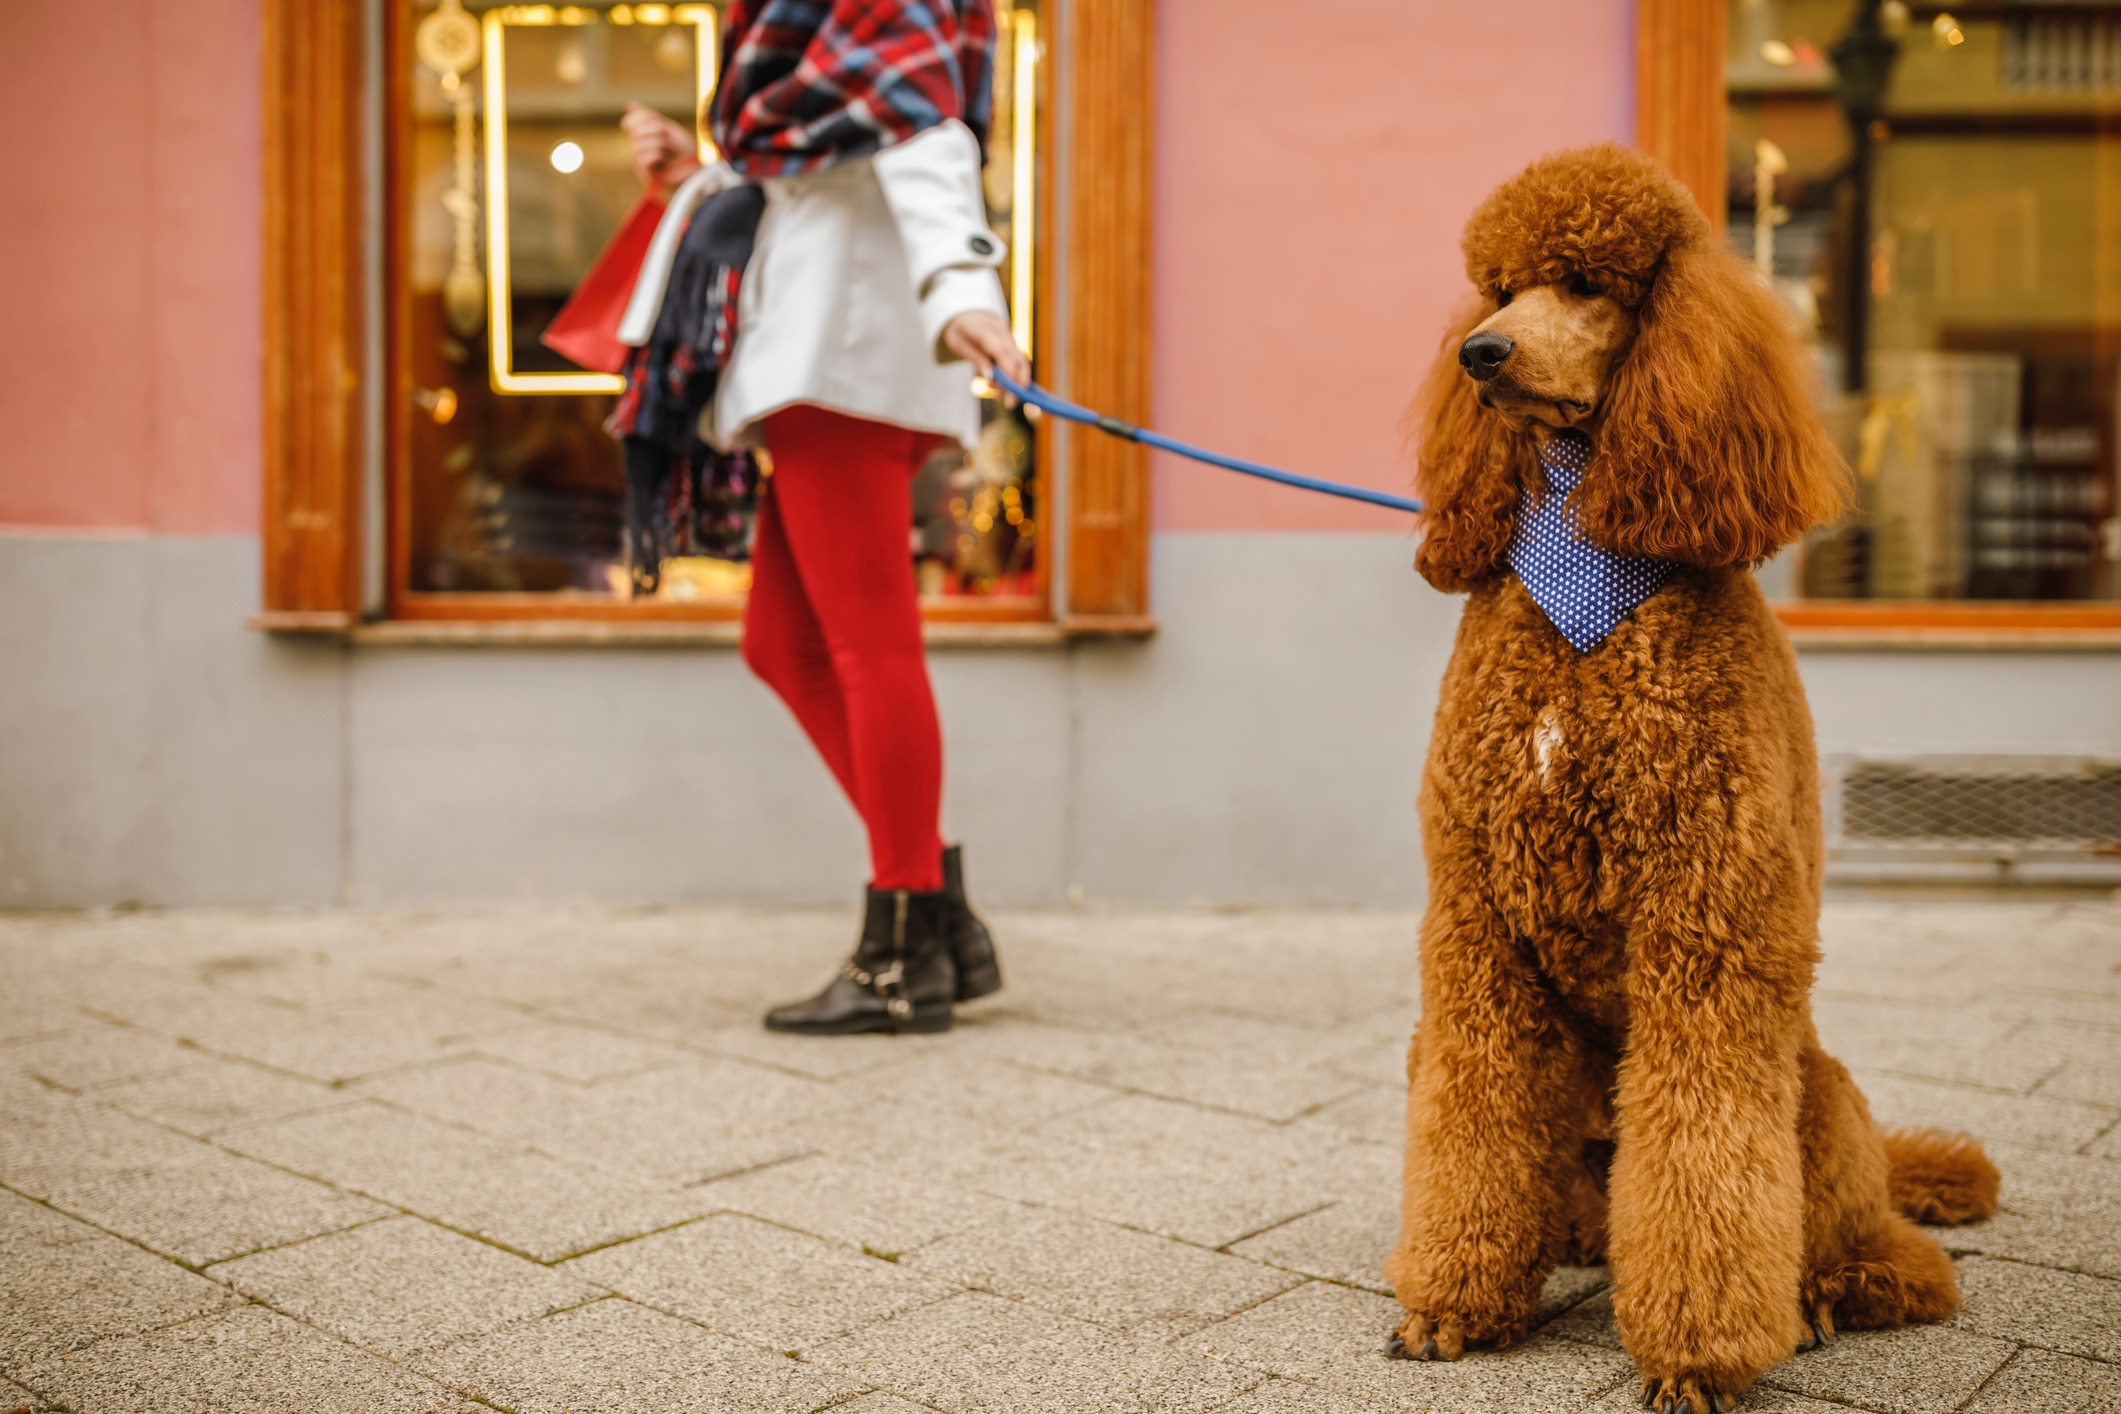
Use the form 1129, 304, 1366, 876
1494, 289, 1514, 308
1569, 274, 1602, 298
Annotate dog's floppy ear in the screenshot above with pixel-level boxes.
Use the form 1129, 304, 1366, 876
1409, 298, 1533, 592
1576, 239, 1849, 567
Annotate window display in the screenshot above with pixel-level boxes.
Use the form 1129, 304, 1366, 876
1728, 0, 2121, 602
394, 1, 1044, 614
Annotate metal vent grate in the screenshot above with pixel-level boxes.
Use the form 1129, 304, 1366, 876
1841, 760, 2121, 848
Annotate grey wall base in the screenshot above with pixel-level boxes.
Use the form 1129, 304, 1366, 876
4, 533, 2117, 909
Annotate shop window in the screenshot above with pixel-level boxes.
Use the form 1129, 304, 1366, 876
260, 0, 1153, 636
1722, 0, 2121, 628
399, 0, 1043, 620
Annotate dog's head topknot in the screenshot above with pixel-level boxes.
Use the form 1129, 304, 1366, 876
1460, 143, 1709, 309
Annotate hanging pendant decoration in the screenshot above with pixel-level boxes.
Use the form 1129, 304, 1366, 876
417, 0, 486, 339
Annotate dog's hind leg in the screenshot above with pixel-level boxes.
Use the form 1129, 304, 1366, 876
1797, 1034, 1966, 1340
1386, 891, 1593, 1359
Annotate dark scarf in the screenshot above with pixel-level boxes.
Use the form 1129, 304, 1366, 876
711, 0, 995, 178
608, 183, 764, 590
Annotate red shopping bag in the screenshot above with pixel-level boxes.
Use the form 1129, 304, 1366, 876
541, 194, 667, 375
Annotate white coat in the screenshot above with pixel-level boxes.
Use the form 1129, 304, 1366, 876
617, 119, 1009, 452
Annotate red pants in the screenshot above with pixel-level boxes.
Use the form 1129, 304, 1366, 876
742, 405, 946, 892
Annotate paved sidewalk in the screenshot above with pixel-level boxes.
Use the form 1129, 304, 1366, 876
2, 898, 2118, 1414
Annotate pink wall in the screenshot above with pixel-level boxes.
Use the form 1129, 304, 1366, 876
1151, 0, 1634, 531
0, 0, 260, 534
0, 0, 1625, 539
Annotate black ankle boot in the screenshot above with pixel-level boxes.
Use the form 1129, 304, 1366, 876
763, 888, 957, 1035
941, 844, 1002, 1001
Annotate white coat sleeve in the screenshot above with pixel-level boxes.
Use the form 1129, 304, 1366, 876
872, 119, 1011, 363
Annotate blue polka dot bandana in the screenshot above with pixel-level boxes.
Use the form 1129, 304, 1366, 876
1507, 430, 1676, 654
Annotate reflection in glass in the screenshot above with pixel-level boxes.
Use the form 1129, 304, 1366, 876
1728, 0, 2121, 601
403, 1, 1044, 605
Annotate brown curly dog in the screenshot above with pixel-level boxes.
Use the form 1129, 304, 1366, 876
1384, 144, 2001, 1414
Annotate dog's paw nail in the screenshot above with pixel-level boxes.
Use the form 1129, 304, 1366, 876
1709, 1392, 1726, 1414
1641, 1383, 1660, 1410
1418, 1337, 1439, 1360
1813, 1318, 1834, 1347
1384, 1332, 1406, 1358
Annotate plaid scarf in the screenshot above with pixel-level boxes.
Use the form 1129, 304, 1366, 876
710, 0, 995, 178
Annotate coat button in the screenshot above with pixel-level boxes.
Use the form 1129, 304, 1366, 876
968, 233, 996, 257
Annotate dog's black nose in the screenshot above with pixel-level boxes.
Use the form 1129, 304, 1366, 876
1458, 332, 1514, 382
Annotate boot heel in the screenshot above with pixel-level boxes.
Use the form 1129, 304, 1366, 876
896, 1003, 955, 1034
955, 961, 1002, 1002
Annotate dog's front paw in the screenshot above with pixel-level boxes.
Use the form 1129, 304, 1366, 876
1385, 1312, 1472, 1361
1637, 1371, 1733, 1414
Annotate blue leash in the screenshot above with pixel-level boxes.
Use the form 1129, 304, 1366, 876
988, 369, 1425, 516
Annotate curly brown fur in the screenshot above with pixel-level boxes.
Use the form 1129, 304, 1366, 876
1387, 146, 1998, 1414
1882, 1128, 2002, 1225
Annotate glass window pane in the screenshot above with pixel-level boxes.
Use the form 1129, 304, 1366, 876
401, 1, 1044, 606
1727, 0, 2121, 601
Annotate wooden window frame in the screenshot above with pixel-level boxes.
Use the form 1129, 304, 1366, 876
260, 0, 1153, 639
1637, 0, 2121, 644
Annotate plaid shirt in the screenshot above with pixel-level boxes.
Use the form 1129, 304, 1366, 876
711, 0, 995, 178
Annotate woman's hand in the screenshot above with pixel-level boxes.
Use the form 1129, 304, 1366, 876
943, 309, 1030, 400
622, 102, 700, 195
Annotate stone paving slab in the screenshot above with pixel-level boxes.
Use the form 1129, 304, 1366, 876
18, 1305, 479, 1414
1212, 1377, 1401, 1414
1951, 1254, 2121, 1362
1, 898, 2118, 1414
1228, 1189, 1401, 1290
1762, 1322, 2017, 1414
904, 1205, 1306, 1338
2031, 1020, 2121, 1109
1186, 1280, 1636, 1413
0, 1189, 239, 1369
0, 1024, 200, 1092
0, 1088, 388, 1266
563, 1211, 956, 1349
464, 1020, 688, 1083
89, 1059, 346, 1138
692, 1152, 1027, 1254
357, 1054, 829, 1184
1851, 1069, 2117, 1154
810, 1289, 1262, 1413
970, 1092, 1369, 1248
1296, 1082, 1406, 1145
218, 1100, 713, 1262
409, 1296, 864, 1414
1959, 1141, 2121, 1279
842, 1047, 1123, 1130
1812, 998, 2056, 1093
208, 1214, 606, 1357
75, 978, 532, 1085
1584, 1385, 1850, 1413
1965, 1346, 2121, 1414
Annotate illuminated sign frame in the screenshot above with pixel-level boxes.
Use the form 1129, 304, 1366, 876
479, 2, 1035, 398
482, 4, 718, 394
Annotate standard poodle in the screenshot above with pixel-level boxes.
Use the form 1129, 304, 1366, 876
1384, 144, 2001, 1414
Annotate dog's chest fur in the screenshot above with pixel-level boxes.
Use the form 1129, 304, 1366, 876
1421, 566, 1819, 1028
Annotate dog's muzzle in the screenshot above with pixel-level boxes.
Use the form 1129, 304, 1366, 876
1458, 332, 1514, 382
